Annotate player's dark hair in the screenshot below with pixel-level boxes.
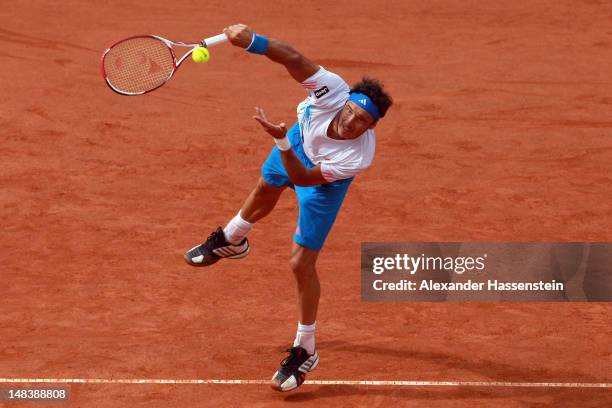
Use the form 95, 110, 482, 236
350, 77, 393, 119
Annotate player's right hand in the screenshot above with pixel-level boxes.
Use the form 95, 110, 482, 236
223, 24, 254, 48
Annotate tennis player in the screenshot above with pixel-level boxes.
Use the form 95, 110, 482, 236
185, 24, 392, 392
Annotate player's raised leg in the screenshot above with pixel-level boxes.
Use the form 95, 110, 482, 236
184, 177, 285, 266
239, 177, 286, 223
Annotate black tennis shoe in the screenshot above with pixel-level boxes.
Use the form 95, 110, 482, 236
271, 346, 319, 392
184, 227, 250, 267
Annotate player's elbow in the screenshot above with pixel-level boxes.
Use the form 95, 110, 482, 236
283, 53, 307, 73
282, 52, 318, 83
289, 175, 310, 187
288, 174, 321, 187
284, 50, 303, 64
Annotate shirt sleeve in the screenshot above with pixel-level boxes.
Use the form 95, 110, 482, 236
301, 67, 350, 109
320, 159, 370, 182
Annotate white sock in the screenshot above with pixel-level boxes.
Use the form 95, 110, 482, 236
293, 321, 316, 355
223, 211, 253, 245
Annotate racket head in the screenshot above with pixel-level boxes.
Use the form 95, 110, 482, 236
101, 35, 177, 96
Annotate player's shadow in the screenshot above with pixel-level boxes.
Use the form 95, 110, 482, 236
281, 383, 599, 404
282, 384, 512, 402
313, 340, 602, 383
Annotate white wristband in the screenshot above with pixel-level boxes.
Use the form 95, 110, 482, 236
274, 136, 291, 151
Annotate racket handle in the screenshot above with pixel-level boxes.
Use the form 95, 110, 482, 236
202, 33, 228, 48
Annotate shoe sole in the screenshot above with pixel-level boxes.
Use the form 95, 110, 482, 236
183, 246, 250, 267
270, 353, 319, 392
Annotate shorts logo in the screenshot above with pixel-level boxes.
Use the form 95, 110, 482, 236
314, 86, 329, 98
359, 98, 367, 105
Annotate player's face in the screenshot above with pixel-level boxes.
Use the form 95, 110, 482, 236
337, 101, 376, 139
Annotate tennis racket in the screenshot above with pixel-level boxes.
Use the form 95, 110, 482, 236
101, 33, 228, 96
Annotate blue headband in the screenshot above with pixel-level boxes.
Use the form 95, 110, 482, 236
348, 92, 381, 122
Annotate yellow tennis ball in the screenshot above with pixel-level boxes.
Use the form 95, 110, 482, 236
192, 47, 210, 63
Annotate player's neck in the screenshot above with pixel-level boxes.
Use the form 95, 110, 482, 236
327, 112, 343, 140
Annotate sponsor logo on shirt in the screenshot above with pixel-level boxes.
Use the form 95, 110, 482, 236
314, 86, 329, 98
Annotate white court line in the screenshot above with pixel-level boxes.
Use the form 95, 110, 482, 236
0, 378, 610, 388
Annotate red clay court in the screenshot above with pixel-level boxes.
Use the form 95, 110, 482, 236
1, 1, 611, 406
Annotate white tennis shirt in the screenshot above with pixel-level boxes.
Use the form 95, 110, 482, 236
296, 67, 376, 182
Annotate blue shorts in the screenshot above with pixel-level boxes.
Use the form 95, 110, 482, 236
261, 122, 353, 251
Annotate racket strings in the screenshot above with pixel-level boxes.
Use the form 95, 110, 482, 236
103, 37, 175, 94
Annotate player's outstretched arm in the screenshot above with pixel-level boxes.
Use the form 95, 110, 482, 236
224, 24, 319, 83
253, 107, 328, 187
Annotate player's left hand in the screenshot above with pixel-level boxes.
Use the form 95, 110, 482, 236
253, 107, 287, 139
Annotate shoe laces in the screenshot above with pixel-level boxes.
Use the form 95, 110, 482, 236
280, 347, 306, 371
205, 227, 226, 246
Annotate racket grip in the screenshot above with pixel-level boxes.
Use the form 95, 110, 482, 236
203, 33, 228, 48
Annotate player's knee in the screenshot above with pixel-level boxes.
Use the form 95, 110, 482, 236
255, 177, 281, 198
289, 256, 316, 283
